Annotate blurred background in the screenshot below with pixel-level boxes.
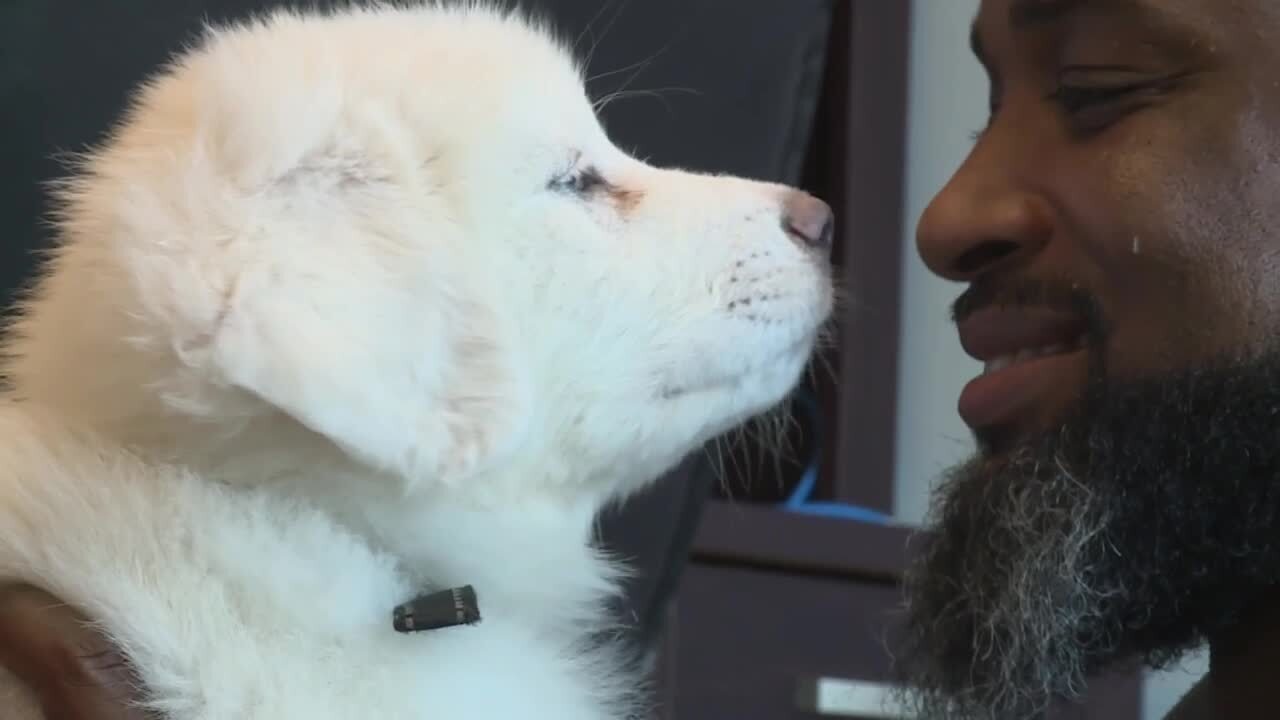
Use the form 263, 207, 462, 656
0, 1, 1206, 718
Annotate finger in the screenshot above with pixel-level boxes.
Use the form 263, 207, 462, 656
0, 584, 153, 719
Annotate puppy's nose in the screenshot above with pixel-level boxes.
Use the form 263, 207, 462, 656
782, 191, 835, 252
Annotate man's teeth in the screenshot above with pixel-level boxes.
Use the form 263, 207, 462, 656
983, 341, 1078, 374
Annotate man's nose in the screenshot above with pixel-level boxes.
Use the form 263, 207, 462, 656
916, 152, 1053, 282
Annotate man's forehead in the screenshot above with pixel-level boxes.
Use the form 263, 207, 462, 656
970, 0, 1226, 65
1005, 0, 1114, 26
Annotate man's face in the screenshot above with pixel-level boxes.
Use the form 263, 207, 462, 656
898, 0, 1280, 717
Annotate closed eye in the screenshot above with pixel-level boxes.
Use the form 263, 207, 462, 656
1048, 68, 1189, 137
548, 165, 608, 196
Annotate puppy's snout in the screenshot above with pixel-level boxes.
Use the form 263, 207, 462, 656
781, 191, 834, 254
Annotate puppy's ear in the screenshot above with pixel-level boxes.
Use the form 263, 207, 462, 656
7, 18, 529, 490
188, 146, 532, 489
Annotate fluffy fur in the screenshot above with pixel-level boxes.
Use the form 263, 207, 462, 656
0, 3, 832, 718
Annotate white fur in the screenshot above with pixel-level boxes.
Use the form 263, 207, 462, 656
0, 3, 832, 718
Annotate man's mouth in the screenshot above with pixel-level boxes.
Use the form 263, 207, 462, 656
956, 306, 1090, 432
980, 337, 1085, 374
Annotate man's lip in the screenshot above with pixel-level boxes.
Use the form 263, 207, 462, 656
957, 349, 1088, 432
955, 305, 1091, 433
956, 306, 1088, 363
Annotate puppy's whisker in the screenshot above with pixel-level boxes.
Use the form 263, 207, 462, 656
572, 0, 624, 61
589, 35, 680, 114
580, 0, 631, 77
730, 425, 761, 496
590, 64, 658, 114
592, 87, 701, 116
586, 55, 656, 88
763, 414, 790, 495
811, 343, 838, 386
705, 436, 735, 502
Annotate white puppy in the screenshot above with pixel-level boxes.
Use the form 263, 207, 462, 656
0, 3, 834, 718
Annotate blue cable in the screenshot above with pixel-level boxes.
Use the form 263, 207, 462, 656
780, 389, 890, 525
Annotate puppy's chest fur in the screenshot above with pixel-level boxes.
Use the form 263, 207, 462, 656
0, 410, 636, 720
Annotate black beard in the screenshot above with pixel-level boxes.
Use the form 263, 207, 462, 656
892, 352, 1280, 720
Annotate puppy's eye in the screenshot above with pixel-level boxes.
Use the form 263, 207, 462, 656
549, 166, 607, 196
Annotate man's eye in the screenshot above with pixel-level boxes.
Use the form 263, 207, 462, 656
1048, 83, 1154, 137
1050, 83, 1144, 114
549, 166, 607, 195
1047, 69, 1185, 137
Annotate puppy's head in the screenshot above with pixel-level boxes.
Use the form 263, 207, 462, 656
4, 5, 833, 503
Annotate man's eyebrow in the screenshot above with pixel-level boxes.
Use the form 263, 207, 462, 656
969, 0, 1183, 66
971, 0, 1090, 63
1009, 0, 1089, 29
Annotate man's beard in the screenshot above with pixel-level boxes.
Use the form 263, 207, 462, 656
893, 343, 1280, 719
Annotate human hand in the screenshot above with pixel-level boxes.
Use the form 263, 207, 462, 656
0, 583, 151, 719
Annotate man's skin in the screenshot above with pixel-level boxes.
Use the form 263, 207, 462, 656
899, 0, 1280, 718
927, 0, 1280, 438
0, 584, 148, 718
1159, 593, 1280, 718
